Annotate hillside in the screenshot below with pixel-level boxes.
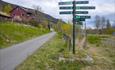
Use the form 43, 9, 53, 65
0, 0, 59, 23
0, 22, 49, 48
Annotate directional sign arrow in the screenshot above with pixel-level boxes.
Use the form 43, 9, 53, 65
76, 6, 95, 9
59, 1, 89, 5
60, 6, 95, 10
60, 11, 88, 14
75, 18, 85, 22
77, 21, 83, 25
75, 16, 91, 19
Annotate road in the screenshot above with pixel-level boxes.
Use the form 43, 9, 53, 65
0, 32, 56, 70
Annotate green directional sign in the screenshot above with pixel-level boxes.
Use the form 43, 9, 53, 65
60, 11, 88, 14
76, 6, 95, 9
60, 7, 73, 9
75, 1, 89, 4
59, 1, 72, 5
75, 16, 91, 19
59, 1, 89, 5
77, 21, 83, 25
60, 11, 72, 14
60, 6, 95, 10
75, 18, 85, 22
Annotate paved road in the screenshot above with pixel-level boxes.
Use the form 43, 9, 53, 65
0, 32, 56, 70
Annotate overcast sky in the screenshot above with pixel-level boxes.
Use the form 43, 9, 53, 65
3, 0, 115, 28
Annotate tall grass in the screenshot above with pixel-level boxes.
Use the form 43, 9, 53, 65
0, 22, 49, 48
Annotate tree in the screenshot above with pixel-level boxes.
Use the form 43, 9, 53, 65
99, 16, 106, 34
32, 5, 43, 25
105, 19, 115, 34
33, 5, 42, 14
62, 23, 72, 36
101, 16, 106, 29
106, 19, 111, 29
56, 19, 63, 32
95, 15, 101, 34
2, 4, 12, 14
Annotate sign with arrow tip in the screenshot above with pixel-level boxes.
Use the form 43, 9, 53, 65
60, 6, 95, 10
75, 16, 91, 19
60, 11, 88, 14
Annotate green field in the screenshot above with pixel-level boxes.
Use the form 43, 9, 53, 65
0, 22, 49, 48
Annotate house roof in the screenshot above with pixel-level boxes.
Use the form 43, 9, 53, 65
10, 6, 33, 14
0, 11, 11, 18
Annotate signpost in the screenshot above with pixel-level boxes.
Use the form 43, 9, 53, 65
75, 16, 91, 19
59, 1, 89, 5
60, 6, 95, 10
75, 18, 85, 22
60, 11, 88, 14
59, 0, 95, 54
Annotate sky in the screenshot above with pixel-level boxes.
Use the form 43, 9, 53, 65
3, 0, 115, 28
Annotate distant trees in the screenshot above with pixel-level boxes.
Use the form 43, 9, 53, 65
94, 15, 115, 34
28, 5, 42, 27
33, 5, 42, 13
2, 4, 12, 14
106, 19, 111, 29
105, 19, 115, 34
95, 15, 101, 34
101, 17, 106, 30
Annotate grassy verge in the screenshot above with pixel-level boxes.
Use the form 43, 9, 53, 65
16, 34, 88, 70
85, 35, 115, 70
0, 22, 49, 48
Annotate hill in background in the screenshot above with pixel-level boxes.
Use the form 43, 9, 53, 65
0, 0, 63, 24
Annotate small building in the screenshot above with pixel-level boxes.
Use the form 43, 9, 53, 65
10, 6, 34, 22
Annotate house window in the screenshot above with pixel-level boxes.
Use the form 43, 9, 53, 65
22, 14, 24, 16
13, 14, 15, 16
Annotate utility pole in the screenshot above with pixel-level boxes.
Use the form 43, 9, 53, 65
72, 0, 76, 54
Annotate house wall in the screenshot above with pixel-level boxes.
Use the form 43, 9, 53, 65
10, 7, 32, 22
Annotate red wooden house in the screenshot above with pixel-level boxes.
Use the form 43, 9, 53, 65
10, 6, 34, 22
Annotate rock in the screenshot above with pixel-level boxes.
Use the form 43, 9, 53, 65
83, 55, 94, 64
59, 57, 65, 62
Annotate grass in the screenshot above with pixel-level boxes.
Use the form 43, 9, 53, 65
85, 45, 115, 70
16, 34, 88, 70
87, 35, 101, 44
16, 33, 115, 70
84, 35, 115, 70
0, 22, 49, 48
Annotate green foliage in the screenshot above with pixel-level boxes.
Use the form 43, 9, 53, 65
87, 35, 101, 44
0, 22, 49, 48
62, 23, 72, 36
29, 20, 39, 26
105, 28, 115, 34
2, 4, 12, 14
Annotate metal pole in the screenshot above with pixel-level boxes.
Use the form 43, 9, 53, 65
72, 0, 76, 54
84, 21, 87, 48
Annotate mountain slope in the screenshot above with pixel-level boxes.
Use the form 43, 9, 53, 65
0, 0, 59, 23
